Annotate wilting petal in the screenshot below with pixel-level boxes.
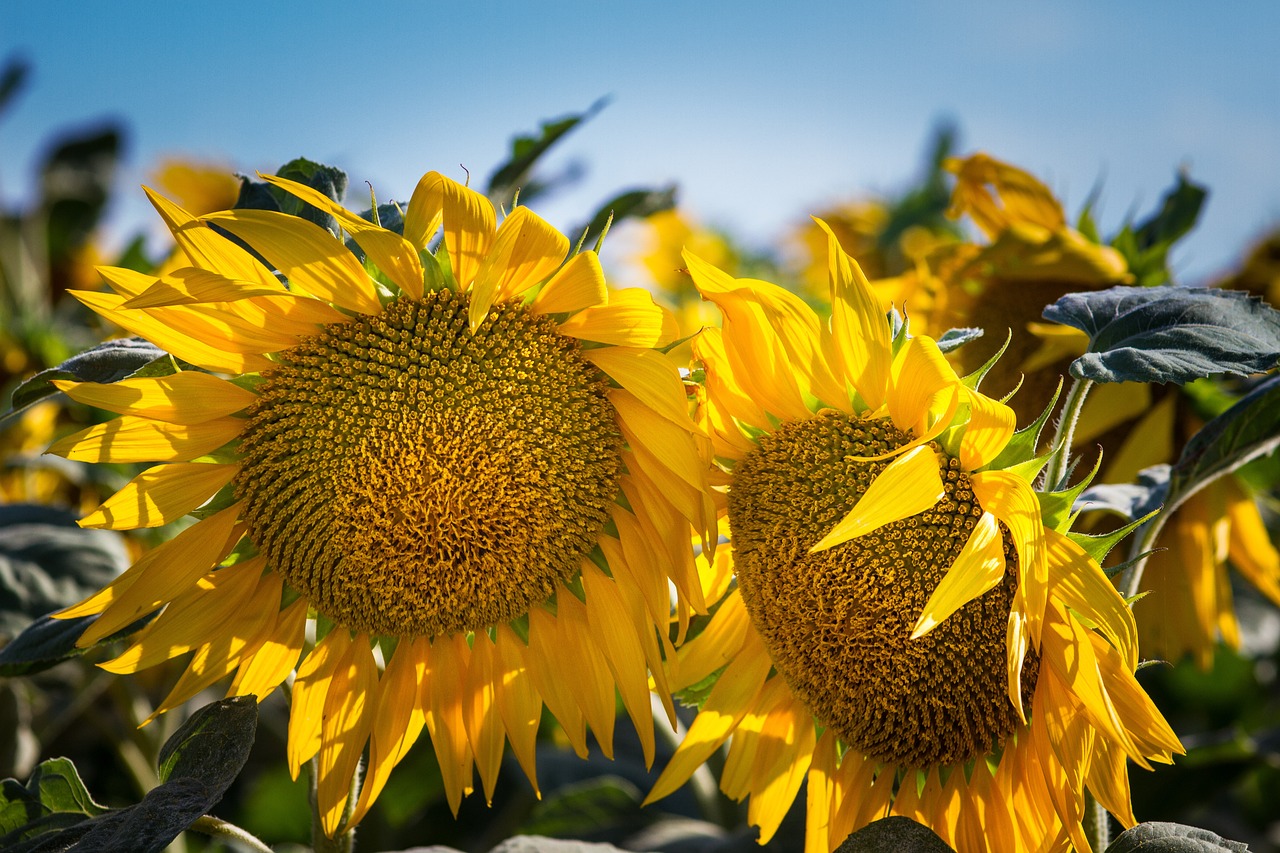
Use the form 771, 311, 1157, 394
810, 445, 943, 553
913, 511, 1006, 638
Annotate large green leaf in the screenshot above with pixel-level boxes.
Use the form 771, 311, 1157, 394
0, 698, 258, 853
1105, 821, 1248, 852
7, 337, 166, 413
1043, 286, 1280, 384
0, 505, 129, 642
1166, 373, 1280, 508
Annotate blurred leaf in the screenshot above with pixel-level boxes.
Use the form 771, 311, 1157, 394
834, 815, 955, 852
518, 776, 648, 843
1165, 373, 1280, 511
39, 126, 123, 266
935, 327, 984, 353
1078, 464, 1171, 522
489, 835, 635, 853
487, 99, 608, 208
8, 337, 166, 412
1104, 821, 1248, 852
0, 504, 129, 639
0, 698, 258, 853
1043, 285, 1280, 384
570, 185, 678, 252
1111, 172, 1208, 288
157, 696, 258, 792
0, 55, 29, 118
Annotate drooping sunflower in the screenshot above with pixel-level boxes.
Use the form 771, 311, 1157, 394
45, 171, 715, 834
647, 225, 1182, 852
931, 152, 1280, 668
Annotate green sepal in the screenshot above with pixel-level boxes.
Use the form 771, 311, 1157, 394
982, 380, 1062, 472
961, 330, 1012, 392
1066, 510, 1160, 565
1037, 450, 1103, 532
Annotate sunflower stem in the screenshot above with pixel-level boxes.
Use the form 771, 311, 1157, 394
306, 755, 359, 853
187, 815, 274, 853
1083, 791, 1111, 852
1042, 377, 1093, 491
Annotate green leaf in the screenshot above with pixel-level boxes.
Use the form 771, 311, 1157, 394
487, 99, 609, 208
1111, 171, 1208, 288
517, 775, 647, 842
834, 816, 955, 852
569, 185, 678, 252
0, 757, 106, 841
234, 159, 348, 236
1165, 373, 1280, 511
935, 327, 984, 354
8, 337, 166, 412
0, 700, 257, 852
0, 505, 129, 640
39, 126, 124, 265
157, 696, 258, 791
0, 56, 29, 118
1043, 286, 1280, 384
1104, 821, 1249, 852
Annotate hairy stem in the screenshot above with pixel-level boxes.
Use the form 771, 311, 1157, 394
1042, 377, 1093, 491
188, 815, 274, 853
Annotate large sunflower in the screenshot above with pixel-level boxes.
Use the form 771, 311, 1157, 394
45, 171, 714, 834
646, 225, 1182, 852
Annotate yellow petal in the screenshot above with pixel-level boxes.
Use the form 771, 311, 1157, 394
558, 289, 679, 347
80, 462, 240, 529
350, 636, 429, 826
531, 252, 607, 314
815, 217, 892, 409
122, 267, 348, 327
960, 388, 1016, 471
256, 173, 424, 299
945, 153, 1065, 238
469, 206, 568, 327
554, 591, 619, 758
318, 637, 378, 836
494, 625, 542, 796
100, 557, 264, 673
229, 596, 308, 700
523, 607, 588, 757
423, 634, 476, 815
48, 415, 243, 464
745, 695, 816, 844
463, 630, 505, 804
287, 628, 350, 779
672, 587, 751, 688
142, 188, 279, 287
1224, 480, 1280, 605
1045, 527, 1138, 670
888, 335, 961, 437
586, 347, 695, 432
71, 289, 273, 374
71, 505, 244, 642
972, 470, 1048, 649
581, 565, 655, 767
912, 511, 1006, 638
407, 171, 495, 287
202, 209, 382, 315
810, 445, 943, 553
54, 373, 257, 425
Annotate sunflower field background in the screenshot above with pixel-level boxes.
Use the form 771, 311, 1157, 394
3, 5, 1280, 853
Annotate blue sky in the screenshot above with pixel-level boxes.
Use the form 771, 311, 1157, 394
3, 2, 1278, 283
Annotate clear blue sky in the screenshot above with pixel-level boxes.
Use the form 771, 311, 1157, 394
4, 1, 1278, 283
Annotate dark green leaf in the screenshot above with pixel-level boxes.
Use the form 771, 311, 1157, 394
935, 327, 983, 353
157, 696, 258, 792
39, 126, 124, 265
1104, 821, 1249, 852
9, 337, 166, 411
1111, 172, 1208, 288
0, 504, 129, 639
1078, 465, 1171, 522
569, 185, 678, 252
0, 758, 106, 846
1166, 373, 1280, 509
240, 158, 348, 236
0, 612, 154, 677
1043, 286, 1280, 384
518, 776, 646, 841
487, 99, 608, 208
834, 815, 955, 852
0, 55, 30, 117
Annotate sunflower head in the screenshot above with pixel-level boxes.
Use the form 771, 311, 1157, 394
46, 169, 714, 834
650, 220, 1181, 851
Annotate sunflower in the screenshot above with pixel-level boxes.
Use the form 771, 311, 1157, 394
646, 225, 1182, 852
932, 153, 1280, 668
45, 171, 715, 835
